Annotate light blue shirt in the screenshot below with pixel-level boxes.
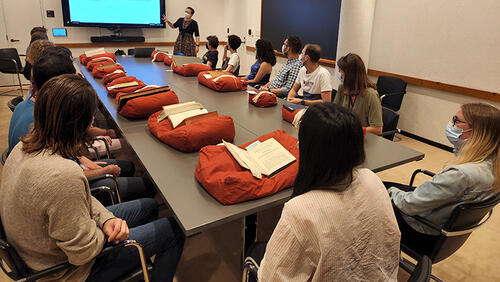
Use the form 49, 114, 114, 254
388, 158, 497, 234
8, 95, 34, 155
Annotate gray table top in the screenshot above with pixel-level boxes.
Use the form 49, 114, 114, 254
79, 56, 424, 236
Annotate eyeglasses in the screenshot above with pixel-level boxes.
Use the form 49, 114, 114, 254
452, 115, 469, 126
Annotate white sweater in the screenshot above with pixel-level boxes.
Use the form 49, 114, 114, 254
258, 168, 401, 282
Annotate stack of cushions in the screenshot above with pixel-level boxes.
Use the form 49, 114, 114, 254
248, 90, 277, 107
148, 111, 235, 152
198, 70, 248, 92
195, 130, 299, 205
116, 86, 180, 119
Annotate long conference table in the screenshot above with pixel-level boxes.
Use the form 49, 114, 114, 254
79, 56, 424, 237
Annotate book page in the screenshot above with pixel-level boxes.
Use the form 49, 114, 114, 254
107, 81, 139, 90
169, 109, 208, 128
223, 140, 264, 179
85, 48, 106, 57
157, 101, 205, 123
247, 138, 296, 176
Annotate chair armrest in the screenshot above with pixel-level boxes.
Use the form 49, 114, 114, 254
242, 257, 259, 282
97, 240, 150, 281
87, 173, 116, 183
409, 169, 435, 186
90, 186, 117, 205
380, 91, 406, 101
381, 129, 399, 137
93, 137, 111, 159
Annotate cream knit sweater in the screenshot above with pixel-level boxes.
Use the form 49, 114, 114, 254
0, 144, 115, 281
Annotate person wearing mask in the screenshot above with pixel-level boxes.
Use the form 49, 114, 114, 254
163, 7, 200, 56
385, 103, 499, 243
0, 74, 184, 282
244, 39, 276, 85
202, 35, 219, 70
287, 44, 332, 105
262, 36, 303, 98
221, 34, 242, 75
255, 103, 400, 281
334, 53, 383, 135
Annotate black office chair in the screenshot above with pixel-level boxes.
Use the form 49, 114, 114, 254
0, 48, 25, 96
381, 107, 400, 141
7, 95, 24, 112
0, 216, 150, 282
127, 48, 136, 56
88, 174, 123, 205
376, 76, 407, 112
398, 169, 500, 280
399, 255, 432, 282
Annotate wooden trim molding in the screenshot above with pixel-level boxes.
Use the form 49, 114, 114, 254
57, 41, 226, 49
367, 69, 499, 102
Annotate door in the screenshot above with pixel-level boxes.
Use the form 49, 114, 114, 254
0, 0, 44, 85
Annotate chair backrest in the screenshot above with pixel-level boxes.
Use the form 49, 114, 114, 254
376, 76, 407, 111
430, 194, 500, 262
0, 217, 31, 280
407, 255, 432, 282
382, 107, 400, 141
127, 48, 135, 56
0, 48, 23, 74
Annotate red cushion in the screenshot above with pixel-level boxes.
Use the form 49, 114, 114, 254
282, 106, 306, 124
80, 53, 116, 65
86, 57, 116, 71
106, 76, 146, 97
172, 63, 212, 77
117, 89, 179, 119
197, 70, 248, 92
163, 55, 173, 66
248, 91, 277, 107
148, 111, 235, 152
151, 51, 170, 62
92, 64, 125, 79
103, 70, 127, 85
195, 130, 299, 205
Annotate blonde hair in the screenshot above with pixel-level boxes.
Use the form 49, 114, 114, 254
453, 103, 500, 191
26, 40, 55, 64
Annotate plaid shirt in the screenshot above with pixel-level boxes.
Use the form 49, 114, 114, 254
269, 58, 302, 96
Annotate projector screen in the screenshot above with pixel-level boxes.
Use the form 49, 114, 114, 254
62, 0, 165, 28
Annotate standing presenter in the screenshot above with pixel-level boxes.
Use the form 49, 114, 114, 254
162, 7, 200, 56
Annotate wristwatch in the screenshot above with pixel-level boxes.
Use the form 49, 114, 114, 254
300, 100, 306, 106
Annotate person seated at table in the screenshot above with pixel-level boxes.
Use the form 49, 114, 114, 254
287, 44, 332, 105
385, 103, 499, 245
333, 53, 383, 135
0, 74, 184, 282
221, 34, 242, 75
202, 35, 219, 70
8, 53, 155, 204
244, 39, 276, 85
261, 36, 303, 98
23, 39, 54, 82
254, 103, 400, 281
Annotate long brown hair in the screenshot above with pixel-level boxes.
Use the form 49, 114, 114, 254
453, 103, 500, 191
26, 40, 54, 64
21, 74, 97, 159
337, 53, 375, 96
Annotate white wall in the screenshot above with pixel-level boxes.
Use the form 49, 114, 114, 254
238, 0, 500, 146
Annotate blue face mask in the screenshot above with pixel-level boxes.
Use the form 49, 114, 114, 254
336, 72, 344, 83
298, 54, 303, 63
282, 45, 286, 54
445, 121, 471, 155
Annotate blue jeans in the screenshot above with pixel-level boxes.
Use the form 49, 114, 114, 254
87, 199, 185, 282
90, 176, 154, 205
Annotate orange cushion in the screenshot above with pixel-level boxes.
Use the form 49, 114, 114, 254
106, 76, 146, 97
92, 64, 125, 79
195, 130, 299, 205
80, 53, 116, 65
172, 62, 212, 77
86, 57, 116, 71
282, 106, 306, 124
117, 89, 179, 119
248, 91, 277, 107
103, 70, 127, 85
151, 51, 170, 62
163, 55, 173, 66
198, 70, 248, 92
148, 111, 235, 152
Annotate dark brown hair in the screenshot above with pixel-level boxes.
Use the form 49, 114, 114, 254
337, 53, 376, 96
206, 35, 219, 49
304, 44, 321, 63
286, 36, 302, 54
186, 6, 195, 15
21, 74, 97, 159
30, 26, 47, 36
30, 31, 49, 43
26, 40, 55, 64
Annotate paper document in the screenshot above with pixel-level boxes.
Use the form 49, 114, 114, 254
107, 81, 139, 90
157, 101, 209, 128
85, 47, 106, 57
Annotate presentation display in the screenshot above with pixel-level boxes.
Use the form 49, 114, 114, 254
262, 0, 342, 61
62, 0, 165, 28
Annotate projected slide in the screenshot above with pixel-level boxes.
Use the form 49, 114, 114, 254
68, 0, 162, 25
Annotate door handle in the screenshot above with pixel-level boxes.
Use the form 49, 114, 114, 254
10, 39, 20, 42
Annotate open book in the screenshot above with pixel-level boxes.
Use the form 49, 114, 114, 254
85, 47, 106, 57
117, 85, 170, 110
107, 81, 139, 91
223, 138, 296, 179
157, 101, 216, 128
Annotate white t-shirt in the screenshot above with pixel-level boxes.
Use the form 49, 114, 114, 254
227, 52, 240, 74
295, 66, 332, 97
